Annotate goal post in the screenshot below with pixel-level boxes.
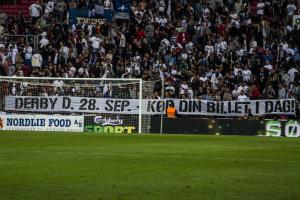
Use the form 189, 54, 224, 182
0, 76, 156, 134
138, 78, 143, 134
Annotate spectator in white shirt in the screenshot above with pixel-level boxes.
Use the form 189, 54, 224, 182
233, 65, 242, 77
180, 81, 189, 98
44, 0, 54, 17
23, 44, 33, 68
204, 41, 214, 57
119, 32, 126, 48
256, 0, 265, 16
242, 66, 252, 82
39, 36, 49, 48
8, 64, 16, 76
31, 53, 43, 68
89, 35, 102, 50
234, 0, 243, 14
237, 90, 249, 101
53, 80, 64, 93
232, 85, 239, 99
286, 2, 297, 16
95, 3, 104, 17
238, 83, 249, 94
156, 15, 168, 27
264, 60, 273, 71
103, 83, 112, 97
29, 1, 42, 23
9, 44, 18, 65
59, 44, 69, 64
104, 0, 112, 10
280, 41, 289, 51
210, 72, 222, 90
41, 88, 48, 96
158, 0, 166, 13
216, 37, 227, 54
288, 67, 299, 83
278, 84, 287, 99
89, 35, 102, 64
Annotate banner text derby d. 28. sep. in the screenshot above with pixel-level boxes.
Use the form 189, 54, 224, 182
4, 96, 296, 116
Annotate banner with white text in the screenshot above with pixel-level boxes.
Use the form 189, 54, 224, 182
4, 96, 296, 116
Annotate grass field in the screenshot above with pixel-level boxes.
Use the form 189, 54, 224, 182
0, 132, 300, 200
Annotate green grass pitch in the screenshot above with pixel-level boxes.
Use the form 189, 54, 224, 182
0, 132, 300, 200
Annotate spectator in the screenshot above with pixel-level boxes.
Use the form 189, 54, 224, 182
39, 36, 49, 48
237, 90, 249, 101
288, 66, 299, 83
223, 88, 233, 101
0, 11, 7, 25
31, 53, 43, 68
256, 0, 265, 16
263, 85, 276, 99
249, 84, 261, 100
29, 0, 42, 24
56, 0, 67, 22
45, 0, 55, 17
278, 84, 287, 99
23, 44, 33, 69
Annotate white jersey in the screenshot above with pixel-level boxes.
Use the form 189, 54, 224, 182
29, 3, 42, 17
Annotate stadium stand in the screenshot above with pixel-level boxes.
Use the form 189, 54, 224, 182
0, 0, 299, 118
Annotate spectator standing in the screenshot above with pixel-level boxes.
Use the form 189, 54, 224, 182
45, 0, 55, 17
39, 36, 49, 48
237, 90, 249, 101
278, 84, 287, 99
256, 0, 265, 16
287, 1, 297, 18
31, 53, 43, 68
0, 11, 7, 25
56, 0, 67, 23
23, 44, 33, 69
29, 0, 42, 24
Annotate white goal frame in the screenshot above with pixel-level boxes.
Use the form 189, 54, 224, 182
0, 76, 144, 133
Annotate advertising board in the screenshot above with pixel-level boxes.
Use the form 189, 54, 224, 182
150, 117, 300, 138
84, 116, 136, 133
0, 114, 84, 132
266, 120, 300, 137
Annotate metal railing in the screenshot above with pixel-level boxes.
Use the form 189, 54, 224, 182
0, 35, 39, 52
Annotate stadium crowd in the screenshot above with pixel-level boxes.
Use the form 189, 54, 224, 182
0, 0, 300, 105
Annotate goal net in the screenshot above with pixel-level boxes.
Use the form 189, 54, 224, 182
0, 77, 158, 133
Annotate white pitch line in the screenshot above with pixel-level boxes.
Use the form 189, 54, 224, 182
0, 149, 300, 163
